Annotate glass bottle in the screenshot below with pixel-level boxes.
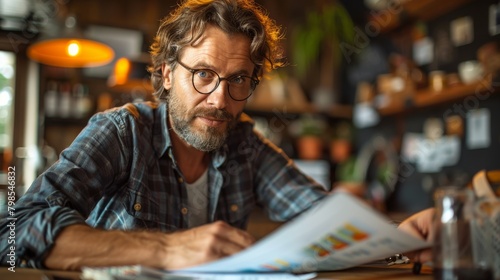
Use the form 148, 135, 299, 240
432, 187, 494, 280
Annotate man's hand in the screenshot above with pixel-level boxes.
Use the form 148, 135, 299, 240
397, 208, 435, 263
162, 221, 255, 269
44, 221, 254, 271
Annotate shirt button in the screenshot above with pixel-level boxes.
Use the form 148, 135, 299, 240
178, 177, 184, 183
134, 203, 142, 211
230, 204, 238, 212
181, 207, 188, 215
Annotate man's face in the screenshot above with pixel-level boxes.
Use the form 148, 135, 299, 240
162, 25, 254, 152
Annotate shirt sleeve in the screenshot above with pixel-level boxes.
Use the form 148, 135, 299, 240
0, 111, 132, 268
250, 131, 328, 222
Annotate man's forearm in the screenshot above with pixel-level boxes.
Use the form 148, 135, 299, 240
44, 221, 255, 271
44, 224, 168, 270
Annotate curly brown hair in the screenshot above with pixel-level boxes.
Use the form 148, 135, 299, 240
149, 0, 285, 99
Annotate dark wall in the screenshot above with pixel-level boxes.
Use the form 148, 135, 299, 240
357, 0, 500, 213
378, 94, 500, 213
426, 0, 500, 73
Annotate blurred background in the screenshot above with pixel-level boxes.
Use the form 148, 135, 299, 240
1, 0, 500, 220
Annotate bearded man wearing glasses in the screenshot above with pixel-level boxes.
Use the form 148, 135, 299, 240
0, 0, 434, 271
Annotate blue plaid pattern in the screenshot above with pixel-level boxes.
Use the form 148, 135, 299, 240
0, 102, 327, 268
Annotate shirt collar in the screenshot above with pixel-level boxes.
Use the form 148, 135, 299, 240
153, 102, 171, 158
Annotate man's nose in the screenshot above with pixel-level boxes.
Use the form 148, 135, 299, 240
206, 81, 229, 109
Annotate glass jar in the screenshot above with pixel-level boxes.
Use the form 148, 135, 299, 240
432, 187, 494, 280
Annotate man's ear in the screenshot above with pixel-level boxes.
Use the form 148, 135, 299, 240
161, 63, 173, 91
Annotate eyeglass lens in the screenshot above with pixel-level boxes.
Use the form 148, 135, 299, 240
191, 69, 255, 101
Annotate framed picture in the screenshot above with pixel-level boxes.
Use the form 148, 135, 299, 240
450, 16, 473, 47
83, 26, 143, 78
490, 3, 500, 36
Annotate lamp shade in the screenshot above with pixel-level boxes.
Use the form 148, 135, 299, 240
107, 55, 153, 92
27, 38, 114, 68
27, 16, 114, 68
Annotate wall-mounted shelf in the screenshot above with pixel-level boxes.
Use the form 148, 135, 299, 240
43, 117, 90, 127
244, 103, 353, 119
371, 0, 474, 34
377, 78, 497, 116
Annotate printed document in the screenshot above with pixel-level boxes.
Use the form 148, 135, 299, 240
83, 192, 430, 278
182, 192, 430, 273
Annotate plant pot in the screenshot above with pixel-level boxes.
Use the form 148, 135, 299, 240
330, 139, 351, 163
297, 136, 324, 160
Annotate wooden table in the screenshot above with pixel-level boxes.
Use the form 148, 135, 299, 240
0, 264, 432, 279
314, 264, 432, 279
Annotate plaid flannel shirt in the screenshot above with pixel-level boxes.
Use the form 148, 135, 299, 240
0, 102, 327, 268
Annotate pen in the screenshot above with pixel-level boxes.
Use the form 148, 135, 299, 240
412, 262, 422, 275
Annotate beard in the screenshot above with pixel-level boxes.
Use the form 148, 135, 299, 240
166, 88, 241, 152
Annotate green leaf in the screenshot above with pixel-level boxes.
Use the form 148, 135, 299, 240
291, 2, 355, 79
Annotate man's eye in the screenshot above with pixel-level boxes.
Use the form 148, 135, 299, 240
196, 70, 214, 79
230, 76, 246, 84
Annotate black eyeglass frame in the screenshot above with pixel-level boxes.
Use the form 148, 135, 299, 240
176, 60, 259, 101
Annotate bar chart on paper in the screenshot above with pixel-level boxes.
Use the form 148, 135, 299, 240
181, 193, 431, 273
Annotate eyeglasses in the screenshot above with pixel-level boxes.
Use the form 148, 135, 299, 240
176, 60, 259, 101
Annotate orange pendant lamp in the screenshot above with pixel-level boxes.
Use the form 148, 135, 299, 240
27, 16, 114, 68
107, 54, 153, 92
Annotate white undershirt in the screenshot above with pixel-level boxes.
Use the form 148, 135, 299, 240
184, 168, 209, 228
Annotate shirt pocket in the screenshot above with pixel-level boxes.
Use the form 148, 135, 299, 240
123, 187, 178, 231
46, 190, 70, 207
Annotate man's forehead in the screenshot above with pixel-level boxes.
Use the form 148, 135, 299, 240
191, 25, 251, 47
182, 26, 253, 65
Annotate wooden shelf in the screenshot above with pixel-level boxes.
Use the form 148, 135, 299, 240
244, 103, 353, 119
414, 80, 493, 107
44, 116, 90, 127
325, 104, 353, 119
371, 0, 474, 34
376, 78, 497, 116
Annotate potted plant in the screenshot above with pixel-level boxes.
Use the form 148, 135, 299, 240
289, 114, 327, 160
290, 1, 355, 108
329, 121, 353, 163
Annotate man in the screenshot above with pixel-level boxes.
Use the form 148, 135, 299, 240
0, 0, 433, 271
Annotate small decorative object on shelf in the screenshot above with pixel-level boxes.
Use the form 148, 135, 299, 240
73, 84, 92, 119
458, 60, 484, 85
58, 82, 72, 118
43, 80, 94, 121
44, 81, 59, 118
429, 71, 446, 92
